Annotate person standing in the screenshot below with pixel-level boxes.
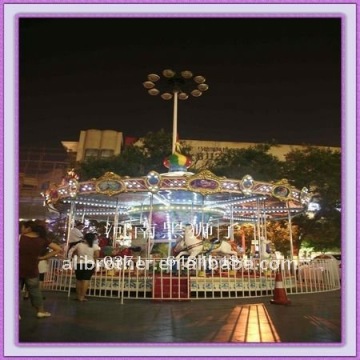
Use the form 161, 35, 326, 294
66, 221, 86, 257
19, 221, 61, 318
23, 220, 50, 299
68, 233, 100, 302
69, 221, 85, 244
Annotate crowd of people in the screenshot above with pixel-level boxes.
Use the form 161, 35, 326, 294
19, 219, 106, 319
19, 219, 142, 318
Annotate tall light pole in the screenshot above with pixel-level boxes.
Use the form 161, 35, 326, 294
143, 69, 209, 154
143, 69, 208, 255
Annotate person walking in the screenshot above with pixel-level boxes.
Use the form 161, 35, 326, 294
19, 220, 61, 318
68, 233, 100, 302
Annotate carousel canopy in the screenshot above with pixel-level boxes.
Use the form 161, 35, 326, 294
43, 169, 311, 225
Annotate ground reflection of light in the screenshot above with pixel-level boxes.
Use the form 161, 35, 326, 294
212, 303, 280, 342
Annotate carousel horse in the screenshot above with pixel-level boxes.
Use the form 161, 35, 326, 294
174, 224, 238, 260
259, 237, 272, 260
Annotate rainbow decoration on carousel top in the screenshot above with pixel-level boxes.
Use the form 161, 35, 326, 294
163, 142, 192, 173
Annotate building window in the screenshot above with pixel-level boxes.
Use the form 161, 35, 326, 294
85, 149, 100, 159
100, 149, 114, 158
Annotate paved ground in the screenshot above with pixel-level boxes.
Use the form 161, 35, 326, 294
19, 289, 341, 344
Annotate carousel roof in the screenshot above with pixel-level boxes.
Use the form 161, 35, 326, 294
43, 169, 311, 224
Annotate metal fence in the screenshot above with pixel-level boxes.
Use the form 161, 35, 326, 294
43, 256, 341, 302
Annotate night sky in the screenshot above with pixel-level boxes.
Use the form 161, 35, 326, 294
19, 17, 341, 149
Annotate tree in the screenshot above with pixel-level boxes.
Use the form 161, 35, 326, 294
76, 130, 193, 180
282, 146, 341, 209
208, 143, 283, 181
209, 144, 341, 254
140, 129, 172, 172
282, 146, 341, 251
265, 220, 301, 258
77, 156, 121, 180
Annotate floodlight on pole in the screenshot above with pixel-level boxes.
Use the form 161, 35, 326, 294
143, 69, 208, 153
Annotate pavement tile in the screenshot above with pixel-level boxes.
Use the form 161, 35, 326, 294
19, 290, 341, 344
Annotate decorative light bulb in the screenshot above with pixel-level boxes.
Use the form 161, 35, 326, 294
178, 92, 189, 100
148, 88, 160, 96
181, 70, 193, 79
161, 93, 173, 100
148, 73, 160, 82
191, 89, 202, 97
143, 81, 155, 89
198, 83, 209, 91
163, 69, 175, 78
194, 75, 206, 84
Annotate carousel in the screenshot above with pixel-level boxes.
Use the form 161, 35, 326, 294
40, 70, 329, 300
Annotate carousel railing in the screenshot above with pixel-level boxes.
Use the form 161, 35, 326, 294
42, 256, 341, 302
